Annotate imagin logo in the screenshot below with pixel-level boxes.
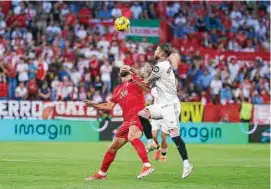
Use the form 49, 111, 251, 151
14, 124, 71, 140
180, 127, 222, 142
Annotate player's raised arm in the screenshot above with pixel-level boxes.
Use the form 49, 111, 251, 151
144, 65, 161, 85
84, 100, 115, 111
131, 75, 150, 93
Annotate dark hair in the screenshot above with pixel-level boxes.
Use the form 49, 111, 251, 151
159, 43, 172, 57
119, 70, 130, 77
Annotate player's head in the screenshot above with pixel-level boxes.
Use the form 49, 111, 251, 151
119, 68, 132, 82
154, 43, 173, 61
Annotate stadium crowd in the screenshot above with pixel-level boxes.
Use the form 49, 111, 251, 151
0, 1, 269, 105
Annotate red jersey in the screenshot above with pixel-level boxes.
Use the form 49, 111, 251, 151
0, 82, 8, 97
28, 80, 38, 94
111, 80, 145, 120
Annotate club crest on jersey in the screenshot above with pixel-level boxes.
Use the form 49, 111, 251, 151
153, 66, 159, 73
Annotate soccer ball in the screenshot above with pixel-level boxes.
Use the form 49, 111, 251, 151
114, 16, 130, 32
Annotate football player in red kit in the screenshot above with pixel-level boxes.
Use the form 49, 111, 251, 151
84, 68, 154, 180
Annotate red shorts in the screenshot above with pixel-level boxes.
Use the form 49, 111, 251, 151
115, 115, 143, 140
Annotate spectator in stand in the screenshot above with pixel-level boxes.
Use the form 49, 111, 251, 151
204, 12, 223, 31
50, 76, 59, 100
70, 67, 81, 87
39, 81, 51, 101
97, 36, 110, 54
174, 20, 195, 38
111, 4, 122, 18
57, 76, 73, 101
187, 83, 197, 96
187, 57, 203, 84
0, 14, 7, 36
240, 78, 252, 101
92, 90, 103, 103
195, 16, 206, 32
3, 63, 16, 99
36, 57, 48, 87
16, 57, 28, 83
78, 86, 87, 101
220, 83, 233, 104
236, 66, 249, 83
230, 6, 245, 32
98, 5, 111, 19
100, 59, 112, 94
131, 2, 143, 19
27, 78, 38, 100
166, 2, 180, 17
28, 59, 37, 80
197, 70, 213, 90
200, 91, 211, 105
70, 82, 78, 101
252, 91, 263, 104
227, 58, 240, 83
261, 90, 270, 104
232, 82, 241, 103
210, 75, 223, 104
93, 75, 107, 97
0, 68, 8, 100
109, 41, 120, 59
15, 82, 28, 100
174, 12, 186, 26
89, 55, 100, 81
76, 25, 87, 40
58, 66, 70, 81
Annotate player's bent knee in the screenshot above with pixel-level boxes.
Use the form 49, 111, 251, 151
128, 125, 142, 142
109, 144, 120, 153
138, 109, 150, 119
169, 129, 180, 138
128, 134, 139, 142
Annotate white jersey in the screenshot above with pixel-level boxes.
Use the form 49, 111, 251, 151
151, 60, 179, 105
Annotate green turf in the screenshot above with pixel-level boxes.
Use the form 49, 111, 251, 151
0, 142, 269, 189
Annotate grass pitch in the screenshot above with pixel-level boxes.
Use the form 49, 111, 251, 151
0, 142, 269, 189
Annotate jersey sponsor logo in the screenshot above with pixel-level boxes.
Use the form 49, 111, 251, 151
153, 66, 159, 73
120, 90, 128, 99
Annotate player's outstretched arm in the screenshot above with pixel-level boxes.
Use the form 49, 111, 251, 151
145, 71, 160, 85
84, 100, 115, 111
132, 77, 150, 93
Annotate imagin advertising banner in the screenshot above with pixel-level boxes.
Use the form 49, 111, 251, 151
101, 122, 249, 144
0, 120, 99, 141
179, 123, 249, 144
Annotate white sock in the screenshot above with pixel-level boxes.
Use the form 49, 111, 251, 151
98, 170, 107, 176
183, 160, 190, 167
143, 162, 151, 167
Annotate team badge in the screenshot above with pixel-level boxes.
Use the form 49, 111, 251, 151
153, 66, 159, 73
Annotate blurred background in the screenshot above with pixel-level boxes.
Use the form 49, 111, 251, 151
0, 1, 269, 143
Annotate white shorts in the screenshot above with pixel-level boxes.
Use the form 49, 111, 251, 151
147, 103, 181, 133
151, 119, 169, 134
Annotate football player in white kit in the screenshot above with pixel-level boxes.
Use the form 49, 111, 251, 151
128, 43, 194, 179
150, 87, 169, 162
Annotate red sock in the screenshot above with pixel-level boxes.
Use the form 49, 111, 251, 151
130, 138, 149, 163
100, 150, 117, 173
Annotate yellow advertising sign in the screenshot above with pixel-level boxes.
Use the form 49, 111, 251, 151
181, 102, 204, 122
